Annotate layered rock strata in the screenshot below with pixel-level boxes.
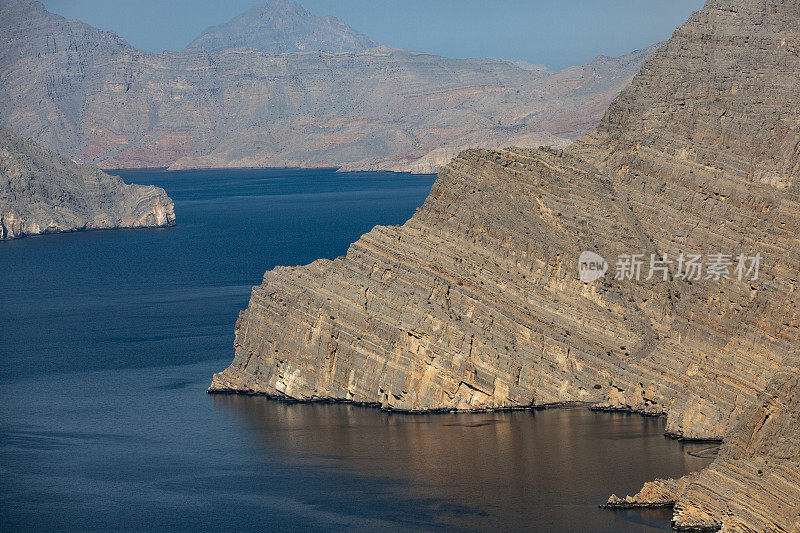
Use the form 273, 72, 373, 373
0, 127, 174, 239
211, 0, 800, 530
607, 369, 800, 532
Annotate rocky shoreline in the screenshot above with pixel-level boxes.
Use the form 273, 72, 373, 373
206, 387, 616, 415
0, 219, 175, 241
209, 386, 725, 426
1, 127, 175, 240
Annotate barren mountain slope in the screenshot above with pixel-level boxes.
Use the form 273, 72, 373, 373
0, 0, 656, 173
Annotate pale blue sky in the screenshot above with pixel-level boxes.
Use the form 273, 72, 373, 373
41, 0, 706, 70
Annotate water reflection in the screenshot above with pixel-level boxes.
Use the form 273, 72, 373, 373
214, 396, 713, 532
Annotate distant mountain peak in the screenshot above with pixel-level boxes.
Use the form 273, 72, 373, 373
247, 0, 307, 16
186, 0, 377, 54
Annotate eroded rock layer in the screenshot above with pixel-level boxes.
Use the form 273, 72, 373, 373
211, 0, 799, 529
0, 127, 174, 239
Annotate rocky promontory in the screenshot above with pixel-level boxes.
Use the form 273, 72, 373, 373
1, 127, 174, 239
210, 0, 800, 529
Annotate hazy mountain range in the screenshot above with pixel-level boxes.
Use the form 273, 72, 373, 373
0, 0, 658, 172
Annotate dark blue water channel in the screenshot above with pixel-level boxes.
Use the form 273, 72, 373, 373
0, 168, 712, 531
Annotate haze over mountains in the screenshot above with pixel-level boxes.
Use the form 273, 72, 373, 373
187, 0, 377, 54
0, 0, 657, 172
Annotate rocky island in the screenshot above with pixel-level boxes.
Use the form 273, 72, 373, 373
209, 0, 800, 530
0, 0, 656, 173
0, 127, 174, 239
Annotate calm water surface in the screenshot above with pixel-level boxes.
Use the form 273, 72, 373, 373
0, 168, 712, 531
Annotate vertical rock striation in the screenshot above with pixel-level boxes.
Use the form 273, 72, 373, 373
0, 127, 174, 239
211, 0, 799, 529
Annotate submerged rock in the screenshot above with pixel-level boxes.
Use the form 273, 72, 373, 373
0, 127, 175, 239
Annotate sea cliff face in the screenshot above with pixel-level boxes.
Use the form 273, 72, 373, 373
0, 0, 656, 173
210, 0, 799, 530
0, 127, 175, 239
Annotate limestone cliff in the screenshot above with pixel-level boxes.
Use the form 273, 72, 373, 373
0, 127, 174, 239
0, 0, 656, 173
210, 0, 799, 530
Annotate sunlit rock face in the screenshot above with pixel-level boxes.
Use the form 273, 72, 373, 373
0, 127, 175, 239
211, 0, 800, 529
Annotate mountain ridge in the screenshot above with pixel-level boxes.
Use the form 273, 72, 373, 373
0, 0, 659, 173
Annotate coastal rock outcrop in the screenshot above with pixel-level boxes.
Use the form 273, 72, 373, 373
210, 0, 799, 529
0, 127, 175, 239
607, 368, 800, 532
0, 0, 656, 173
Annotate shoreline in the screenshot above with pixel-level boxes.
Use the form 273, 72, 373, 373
105, 165, 438, 176
0, 219, 176, 242
205, 387, 723, 442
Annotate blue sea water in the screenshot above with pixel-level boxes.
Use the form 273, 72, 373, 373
0, 168, 712, 532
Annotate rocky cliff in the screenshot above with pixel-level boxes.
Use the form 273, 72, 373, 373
607, 368, 800, 531
0, 0, 656, 173
0, 127, 174, 239
209, 0, 800, 530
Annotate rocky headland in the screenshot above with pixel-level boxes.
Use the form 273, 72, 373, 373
0, 0, 657, 173
0, 127, 174, 239
209, 0, 800, 530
